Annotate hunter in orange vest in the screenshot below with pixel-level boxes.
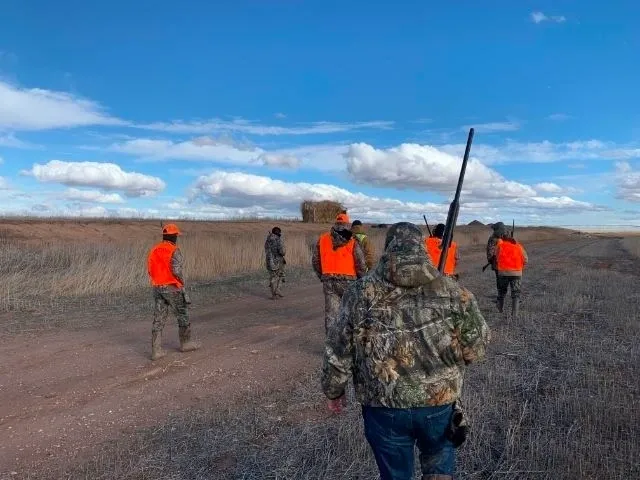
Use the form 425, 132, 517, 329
494, 229, 528, 319
147, 223, 199, 360
312, 212, 367, 333
425, 223, 459, 277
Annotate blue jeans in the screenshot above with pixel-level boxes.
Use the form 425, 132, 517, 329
362, 404, 455, 479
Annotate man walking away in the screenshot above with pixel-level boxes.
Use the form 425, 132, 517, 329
265, 226, 286, 299
425, 223, 459, 277
495, 229, 528, 319
312, 213, 367, 334
147, 223, 199, 361
486, 222, 505, 298
322, 222, 490, 480
351, 219, 375, 271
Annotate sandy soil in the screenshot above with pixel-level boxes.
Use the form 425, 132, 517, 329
0, 281, 325, 475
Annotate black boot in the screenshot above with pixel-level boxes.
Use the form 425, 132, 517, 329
512, 298, 520, 319
151, 331, 165, 360
497, 296, 505, 313
179, 325, 200, 352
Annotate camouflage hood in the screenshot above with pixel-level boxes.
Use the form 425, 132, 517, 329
329, 224, 353, 248
376, 222, 437, 288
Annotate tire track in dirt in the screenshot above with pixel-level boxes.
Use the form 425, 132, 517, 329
0, 282, 326, 474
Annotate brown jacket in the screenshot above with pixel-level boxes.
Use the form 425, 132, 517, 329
352, 225, 375, 270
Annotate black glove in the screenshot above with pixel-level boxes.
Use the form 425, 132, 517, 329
445, 402, 469, 448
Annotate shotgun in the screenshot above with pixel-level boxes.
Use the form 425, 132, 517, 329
438, 128, 474, 274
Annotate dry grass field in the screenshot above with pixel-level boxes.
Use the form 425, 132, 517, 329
0, 219, 637, 480
0, 218, 566, 312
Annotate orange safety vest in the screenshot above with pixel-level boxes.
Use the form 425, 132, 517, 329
319, 232, 357, 276
147, 241, 183, 288
425, 237, 457, 275
496, 239, 525, 273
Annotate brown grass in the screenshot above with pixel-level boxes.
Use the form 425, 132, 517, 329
30, 236, 639, 479
0, 219, 574, 312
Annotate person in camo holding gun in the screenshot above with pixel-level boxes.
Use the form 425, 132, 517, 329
147, 223, 199, 361
323, 129, 491, 480
425, 222, 459, 279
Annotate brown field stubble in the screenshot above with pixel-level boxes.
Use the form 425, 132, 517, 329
0, 218, 566, 311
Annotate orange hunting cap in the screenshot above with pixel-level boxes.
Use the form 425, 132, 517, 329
162, 223, 181, 235
335, 213, 350, 224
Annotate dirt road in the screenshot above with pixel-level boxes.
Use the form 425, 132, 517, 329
0, 280, 326, 474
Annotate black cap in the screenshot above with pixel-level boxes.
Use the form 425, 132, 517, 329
433, 223, 445, 238
271, 227, 281, 235
352, 220, 363, 227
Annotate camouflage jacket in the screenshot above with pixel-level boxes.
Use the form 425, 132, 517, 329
264, 232, 286, 271
312, 225, 367, 281
352, 225, 375, 271
322, 222, 490, 408
486, 233, 501, 264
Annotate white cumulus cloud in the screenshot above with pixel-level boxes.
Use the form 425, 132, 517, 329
63, 188, 126, 204
440, 139, 640, 165
186, 170, 601, 223
189, 170, 449, 220
24, 160, 165, 197
534, 182, 564, 194
344, 143, 536, 200
615, 162, 640, 202
0, 80, 124, 131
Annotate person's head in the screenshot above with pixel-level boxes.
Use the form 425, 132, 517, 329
433, 223, 445, 239
500, 230, 515, 241
271, 226, 282, 237
492, 222, 505, 234
162, 223, 180, 243
335, 212, 351, 226
351, 219, 363, 230
384, 222, 424, 252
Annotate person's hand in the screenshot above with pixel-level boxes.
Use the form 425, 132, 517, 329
327, 395, 347, 413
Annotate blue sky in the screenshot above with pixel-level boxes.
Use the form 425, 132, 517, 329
1, 1, 640, 227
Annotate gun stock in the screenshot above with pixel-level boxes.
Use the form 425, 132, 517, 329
438, 128, 475, 274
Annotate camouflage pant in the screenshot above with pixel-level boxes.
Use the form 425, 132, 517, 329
497, 276, 522, 300
152, 288, 189, 333
268, 267, 285, 296
322, 278, 355, 334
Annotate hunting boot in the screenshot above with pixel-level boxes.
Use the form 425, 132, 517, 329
497, 296, 505, 313
512, 298, 520, 319
179, 325, 200, 352
151, 331, 166, 361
